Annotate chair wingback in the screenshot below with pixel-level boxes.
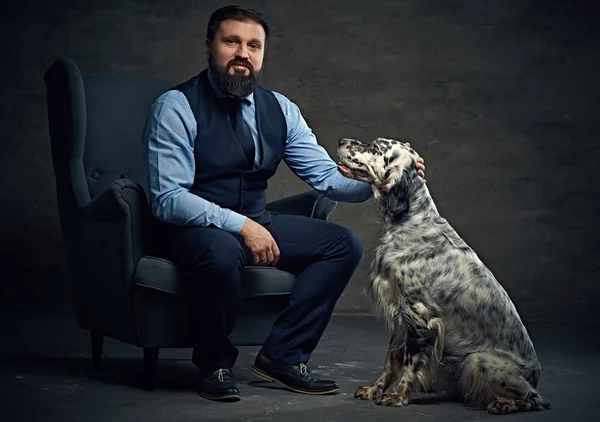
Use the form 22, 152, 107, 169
44, 58, 91, 232
80, 70, 175, 199
44, 58, 178, 342
44, 57, 176, 204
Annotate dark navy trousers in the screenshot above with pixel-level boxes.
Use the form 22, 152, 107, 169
156, 213, 363, 377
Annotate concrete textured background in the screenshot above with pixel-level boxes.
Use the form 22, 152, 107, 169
0, 0, 599, 322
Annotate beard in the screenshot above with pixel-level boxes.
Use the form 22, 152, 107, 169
208, 52, 262, 98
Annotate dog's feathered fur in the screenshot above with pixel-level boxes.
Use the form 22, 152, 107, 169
337, 137, 551, 415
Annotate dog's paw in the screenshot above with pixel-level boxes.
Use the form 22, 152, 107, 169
488, 399, 518, 414
374, 387, 384, 401
488, 398, 537, 414
375, 393, 409, 407
354, 386, 376, 400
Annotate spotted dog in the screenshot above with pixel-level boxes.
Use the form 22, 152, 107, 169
336, 137, 551, 415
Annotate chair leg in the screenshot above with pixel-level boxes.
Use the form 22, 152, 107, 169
140, 347, 160, 391
91, 332, 104, 370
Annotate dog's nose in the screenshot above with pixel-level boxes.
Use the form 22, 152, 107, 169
338, 138, 351, 146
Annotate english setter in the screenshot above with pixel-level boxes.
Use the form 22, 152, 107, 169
336, 137, 551, 415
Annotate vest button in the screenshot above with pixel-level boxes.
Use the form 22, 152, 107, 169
242, 190, 247, 195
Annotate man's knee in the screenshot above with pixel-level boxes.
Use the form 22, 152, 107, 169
345, 227, 363, 265
330, 224, 363, 267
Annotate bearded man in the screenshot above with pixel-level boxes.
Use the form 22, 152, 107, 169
142, 5, 425, 402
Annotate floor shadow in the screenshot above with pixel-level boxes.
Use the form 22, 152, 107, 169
0, 351, 272, 393
0, 353, 199, 392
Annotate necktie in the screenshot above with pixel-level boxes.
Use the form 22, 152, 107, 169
223, 97, 255, 169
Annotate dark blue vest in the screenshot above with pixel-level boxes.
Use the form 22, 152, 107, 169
173, 69, 287, 225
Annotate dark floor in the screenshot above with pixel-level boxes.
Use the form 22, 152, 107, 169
1, 306, 598, 422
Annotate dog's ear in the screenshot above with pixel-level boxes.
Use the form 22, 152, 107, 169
385, 172, 411, 221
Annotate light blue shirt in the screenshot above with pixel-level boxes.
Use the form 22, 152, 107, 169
143, 71, 373, 234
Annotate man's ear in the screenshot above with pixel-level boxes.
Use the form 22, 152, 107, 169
205, 39, 211, 60
385, 172, 411, 221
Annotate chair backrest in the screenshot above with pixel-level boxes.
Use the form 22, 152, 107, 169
44, 58, 177, 210
82, 71, 177, 200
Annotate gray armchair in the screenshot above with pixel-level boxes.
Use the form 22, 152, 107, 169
43, 58, 337, 390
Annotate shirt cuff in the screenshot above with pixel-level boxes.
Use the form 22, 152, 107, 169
223, 210, 248, 234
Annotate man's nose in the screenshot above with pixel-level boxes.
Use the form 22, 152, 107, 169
235, 44, 250, 59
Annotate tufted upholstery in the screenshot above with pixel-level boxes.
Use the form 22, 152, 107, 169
43, 58, 338, 384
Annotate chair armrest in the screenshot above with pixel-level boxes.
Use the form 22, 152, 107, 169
81, 179, 143, 220
71, 178, 151, 344
266, 190, 337, 221
79, 178, 151, 262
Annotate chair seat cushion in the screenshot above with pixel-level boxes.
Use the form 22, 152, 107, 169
134, 256, 296, 298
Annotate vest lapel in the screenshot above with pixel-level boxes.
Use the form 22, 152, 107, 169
254, 88, 284, 171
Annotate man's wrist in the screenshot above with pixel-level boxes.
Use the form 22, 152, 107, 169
225, 211, 248, 235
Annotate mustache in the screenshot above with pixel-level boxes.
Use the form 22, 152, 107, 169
228, 59, 253, 71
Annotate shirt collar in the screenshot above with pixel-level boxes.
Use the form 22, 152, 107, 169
207, 68, 255, 106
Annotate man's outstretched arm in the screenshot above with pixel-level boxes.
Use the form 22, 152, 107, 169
143, 90, 248, 234
273, 93, 374, 203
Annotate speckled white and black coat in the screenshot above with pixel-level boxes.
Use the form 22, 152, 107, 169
336, 137, 551, 415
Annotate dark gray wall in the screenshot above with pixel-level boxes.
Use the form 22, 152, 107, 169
1, 0, 599, 322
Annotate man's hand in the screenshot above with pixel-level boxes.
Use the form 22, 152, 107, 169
405, 142, 426, 183
239, 218, 280, 266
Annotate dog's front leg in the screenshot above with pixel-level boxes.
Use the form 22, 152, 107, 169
375, 295, 444, 407
354, 335, 404, 401
375, 346, 423, 406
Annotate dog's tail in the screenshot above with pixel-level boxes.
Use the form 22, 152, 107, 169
461, 352, 551, 412
528, 390, 552, 411
521, 360, 551, 411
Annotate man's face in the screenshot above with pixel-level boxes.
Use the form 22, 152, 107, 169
206, 18, 266, 98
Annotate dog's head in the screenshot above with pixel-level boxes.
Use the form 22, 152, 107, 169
337, 137, 422, 221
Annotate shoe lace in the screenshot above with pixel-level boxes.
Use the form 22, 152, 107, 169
300, 363, 308, 375
216, 368, 230, 382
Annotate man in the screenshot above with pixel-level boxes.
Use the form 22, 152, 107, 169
143, 5, 426, 402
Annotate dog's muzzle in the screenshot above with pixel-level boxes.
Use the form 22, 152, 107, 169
337, 138, 370, 179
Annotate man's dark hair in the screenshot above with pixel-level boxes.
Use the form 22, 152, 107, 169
206, 5, 270, 45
